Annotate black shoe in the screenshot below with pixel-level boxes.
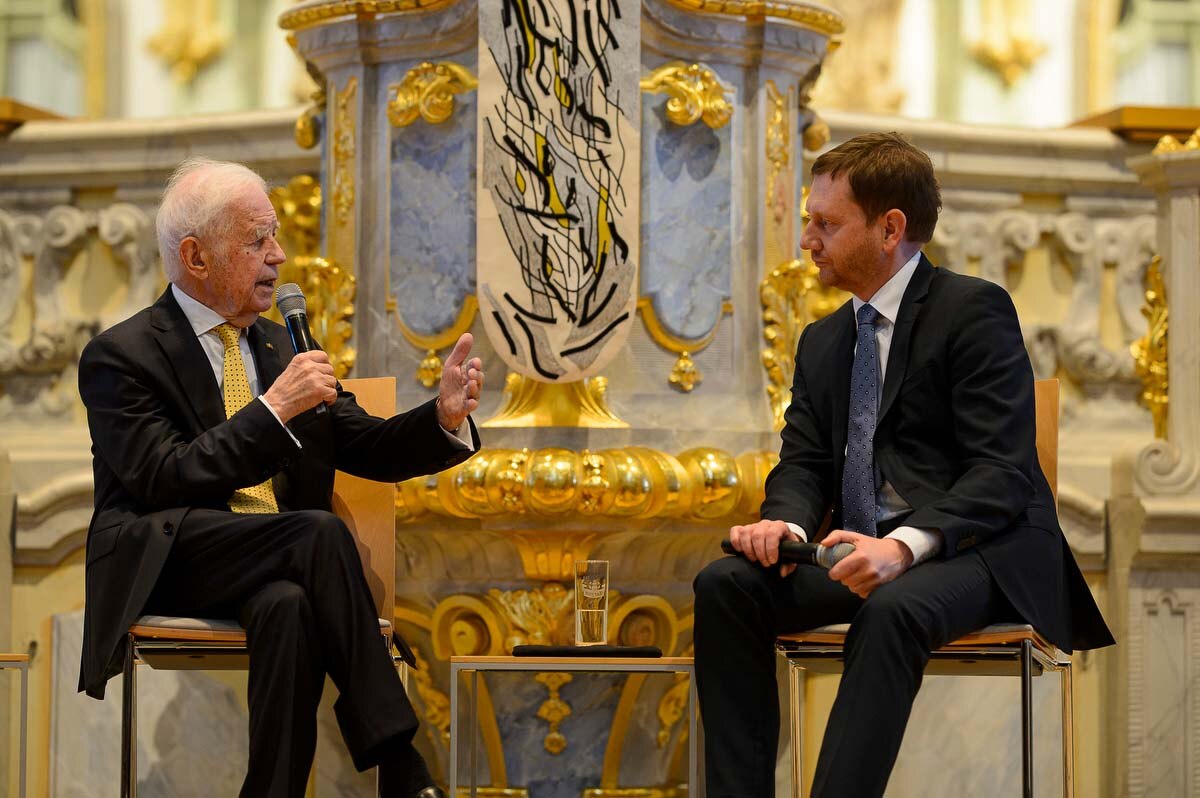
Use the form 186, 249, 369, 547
378, 738, 439, 798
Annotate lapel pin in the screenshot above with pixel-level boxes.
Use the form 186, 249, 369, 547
265, 342, 274, 351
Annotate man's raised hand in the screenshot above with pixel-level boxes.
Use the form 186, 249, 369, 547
437, 333, 483, 432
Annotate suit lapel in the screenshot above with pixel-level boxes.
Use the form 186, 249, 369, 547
248, 322, 283, 392
877, 254, 934, 425
150, 288, 226, 431
828, 303, 856, 479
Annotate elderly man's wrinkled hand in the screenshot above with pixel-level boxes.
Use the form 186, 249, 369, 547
262, 350, 336, 424
436, 333, 483, 432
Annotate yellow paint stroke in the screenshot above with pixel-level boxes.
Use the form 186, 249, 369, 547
515, 167, 526, 194
514, 0, 536, 71
553, 45, 572, 108
596, 185, 611, 278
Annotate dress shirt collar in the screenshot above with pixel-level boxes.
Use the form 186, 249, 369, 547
851, 249, 922, 326
171, 283, 243, 339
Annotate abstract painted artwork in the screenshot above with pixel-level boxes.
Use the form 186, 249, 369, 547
478, 0, 639, 382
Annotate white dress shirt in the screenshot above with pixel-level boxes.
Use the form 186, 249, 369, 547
782, 251, 943, 565
171, 284, 474, 450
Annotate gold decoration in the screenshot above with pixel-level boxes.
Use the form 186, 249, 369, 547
489, 583, 576, 649
1152, 128, 1200, 154
389, 61, 478, 127
417, 349, 443, 388
535, 672, 573, 754
765, 80, 790, 223
638, 298, 732, 391
760, 253, 844, 430
802, 114, 830, 152
394, 296, 479, 389
969, 0, 1046, 88
267, 176, 358, 378
657, 670, 691, 748
485, 373, 627, 428
396, 446, 776, 529
333, 77, 358, 228
1131, 255, 1168, 439
146, 0, 227, 84
640, 62, 733, 129
81, 0, 108, 117
411, 646, 452, 745
582, 789, 685, 798
278, 0, 458, 31
668, 352, 702, 393
663, 0, 844, 35
293, 60, 327, 150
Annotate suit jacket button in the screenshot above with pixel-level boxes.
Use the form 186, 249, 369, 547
163, 522, 175, 536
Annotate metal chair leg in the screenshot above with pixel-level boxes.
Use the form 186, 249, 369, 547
1061, 660, 1074, 798
121, 635, 137, 798
1021, 638, 1033, 798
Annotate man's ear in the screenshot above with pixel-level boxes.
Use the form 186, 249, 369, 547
880, 209, 908, 254
179, 236, 208, 279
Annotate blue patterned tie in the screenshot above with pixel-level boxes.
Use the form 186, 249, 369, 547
841, 304, 880, 536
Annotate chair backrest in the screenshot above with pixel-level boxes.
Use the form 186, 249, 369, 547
331, 377, 396, 621
1033, 379, 1058, 501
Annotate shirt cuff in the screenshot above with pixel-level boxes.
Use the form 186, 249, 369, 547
441, 417, 475, 451
257, 396, 302, 449
783, 522, 808, 543
885, 526, 943, 565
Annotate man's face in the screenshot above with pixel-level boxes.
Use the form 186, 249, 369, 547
204, 185, 286, 325
799, 173, 888, 299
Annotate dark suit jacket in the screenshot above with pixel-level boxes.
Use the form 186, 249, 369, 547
77, 288, 479, 698
762, 255, 1112, 652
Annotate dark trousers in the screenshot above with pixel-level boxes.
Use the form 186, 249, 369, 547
144, 508, 417, 798
693, 550, 1012, 798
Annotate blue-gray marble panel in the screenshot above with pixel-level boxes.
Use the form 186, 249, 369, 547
388, 58, 478, 337
640, 79, 733, 342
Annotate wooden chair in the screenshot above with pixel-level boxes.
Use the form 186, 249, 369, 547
1, 653, 28, 798
119, 377, 400, 797
775, 379, 1072, 798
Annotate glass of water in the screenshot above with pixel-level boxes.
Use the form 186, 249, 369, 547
574, 560, 609, 646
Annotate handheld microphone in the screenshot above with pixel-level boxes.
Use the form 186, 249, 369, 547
720, 539, 856, 570
274, 282, 326, 415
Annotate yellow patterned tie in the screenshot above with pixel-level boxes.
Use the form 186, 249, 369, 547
215, 323, 279, 514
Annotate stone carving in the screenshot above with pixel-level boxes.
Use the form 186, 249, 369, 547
0, 203, 159, 419
929, 208, 1157, 394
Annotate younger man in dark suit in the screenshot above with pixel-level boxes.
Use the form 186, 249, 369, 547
693, 133, 1112, 797
78, 158, 484, 797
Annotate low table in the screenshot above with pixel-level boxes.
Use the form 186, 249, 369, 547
448, 655, 698, 798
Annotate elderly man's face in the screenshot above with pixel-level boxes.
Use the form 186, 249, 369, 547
207, 184, 285, 325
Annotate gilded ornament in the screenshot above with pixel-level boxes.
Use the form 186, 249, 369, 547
417, 349, 442, 388
410, 646, 451, 745
267, 177, 357, 378
802, 114, 830, 152
969, 0, 1045, 87
489, 583, 575, 648
394, 296, 479, 388
637, 298, 732, 390
1152, 128, 1200, 154
147, 0, 227, 84
1131, 255, 1168, 439
485, 373, 628, 428
293, 61, 327, 150
388, 61, 478, 128
765, 80, 790, 223
333, 77, 358, 228
668, 352, 702, 393
657, 672, 690, 748
640, 62, 733, 129
662, 0, 844, 35
535, 672, 573, 754
278, 0, 458, 31
395, 446, 775, 530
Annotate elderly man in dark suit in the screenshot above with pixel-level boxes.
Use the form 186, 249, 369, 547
693, 132, 1113, 798
77, 158, 483, 798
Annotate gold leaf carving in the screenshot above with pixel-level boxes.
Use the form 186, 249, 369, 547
388, 61, 478, 128
411, 646, 451, 745
668, 352, 701, 393
663, 0, 844, 35
535, 672, 573, 754
147, 0, 227, 84
333, 77, 358, 228
1131, 255, 1168, 439
640, 62, 732, 129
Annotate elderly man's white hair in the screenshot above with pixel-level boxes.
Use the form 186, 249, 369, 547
156, 158, 269, 283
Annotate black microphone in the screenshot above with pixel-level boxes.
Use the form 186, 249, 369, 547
720, 539, 856, 570
274, 282, 327, 415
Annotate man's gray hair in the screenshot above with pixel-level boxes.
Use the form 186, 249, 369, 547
156, 158, 269, 282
